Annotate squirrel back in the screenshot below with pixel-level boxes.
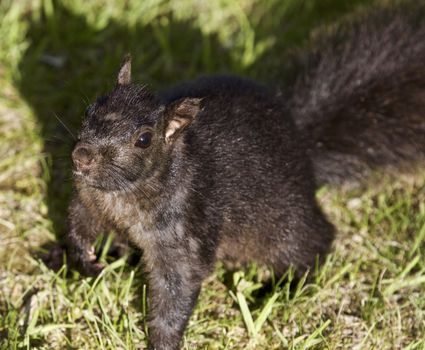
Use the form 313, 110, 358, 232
289, 1, 425, 185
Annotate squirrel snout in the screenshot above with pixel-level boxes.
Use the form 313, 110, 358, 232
72, 144, 95, 171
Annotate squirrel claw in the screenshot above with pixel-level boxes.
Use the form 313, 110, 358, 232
82, 259, 105, 277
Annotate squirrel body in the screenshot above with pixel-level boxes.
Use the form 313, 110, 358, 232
68, 3, 425, 349
69, 75, 334, 349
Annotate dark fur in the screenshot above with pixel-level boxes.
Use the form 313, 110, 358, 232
67, 4, 425, 350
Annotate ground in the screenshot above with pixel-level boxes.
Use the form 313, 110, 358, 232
0, 0, 424, 349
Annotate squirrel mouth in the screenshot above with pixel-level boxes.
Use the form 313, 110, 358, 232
72, 170, 119, 191
72, 169, 91, 180
72, 170, 95, 186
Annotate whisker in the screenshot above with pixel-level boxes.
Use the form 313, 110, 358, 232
53, 113, 76, 140
78, 89, 92, 107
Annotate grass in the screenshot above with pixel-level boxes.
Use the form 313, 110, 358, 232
0, 0, 424, 349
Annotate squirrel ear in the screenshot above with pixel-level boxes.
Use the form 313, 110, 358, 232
117, 54, 132, 86
164, 98, 202, 143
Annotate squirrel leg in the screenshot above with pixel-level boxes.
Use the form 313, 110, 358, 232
144, 240, 213, 350
67, 196, 105, 276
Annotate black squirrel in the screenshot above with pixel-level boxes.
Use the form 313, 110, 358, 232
67, 3, 425, 350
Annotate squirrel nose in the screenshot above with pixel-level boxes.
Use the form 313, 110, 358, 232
72, 144, 95, 171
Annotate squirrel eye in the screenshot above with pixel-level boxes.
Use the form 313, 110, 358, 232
135, 131, 152, 148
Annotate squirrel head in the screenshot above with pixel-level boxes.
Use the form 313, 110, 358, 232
72, 54, 202, 191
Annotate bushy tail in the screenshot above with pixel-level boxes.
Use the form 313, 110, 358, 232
289, 1, 425, 186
